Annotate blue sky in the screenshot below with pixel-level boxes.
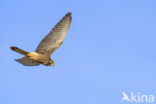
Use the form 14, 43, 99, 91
1, 0, 156, 104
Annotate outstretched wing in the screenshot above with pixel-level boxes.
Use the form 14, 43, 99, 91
15, 57, 40, 66
35, 12, 72, 56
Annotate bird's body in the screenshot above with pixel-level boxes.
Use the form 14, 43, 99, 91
26, 52, 51, 65
10, 12, 72, 66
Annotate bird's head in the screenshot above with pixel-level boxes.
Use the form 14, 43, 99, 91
48, 59, 55, 66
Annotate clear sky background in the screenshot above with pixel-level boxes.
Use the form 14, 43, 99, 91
1, 0, 156, 104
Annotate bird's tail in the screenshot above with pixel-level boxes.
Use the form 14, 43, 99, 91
10, 46, 29, 55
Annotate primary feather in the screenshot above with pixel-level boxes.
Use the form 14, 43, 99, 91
35, 12, 72, 56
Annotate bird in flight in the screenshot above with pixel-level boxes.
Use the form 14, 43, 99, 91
10, 12, 72, 66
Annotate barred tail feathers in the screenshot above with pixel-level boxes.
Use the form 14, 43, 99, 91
10, 46, 29, 55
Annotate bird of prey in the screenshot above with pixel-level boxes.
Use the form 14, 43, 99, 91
10, 12, 72, 66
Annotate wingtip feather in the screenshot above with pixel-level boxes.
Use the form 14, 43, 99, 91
66, 12, 72, 16
65, 12, 72, 21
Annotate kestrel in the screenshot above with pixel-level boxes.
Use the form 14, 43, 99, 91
10, 12, 72, 66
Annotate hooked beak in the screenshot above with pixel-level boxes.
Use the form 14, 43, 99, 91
50, 62, 55, 66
